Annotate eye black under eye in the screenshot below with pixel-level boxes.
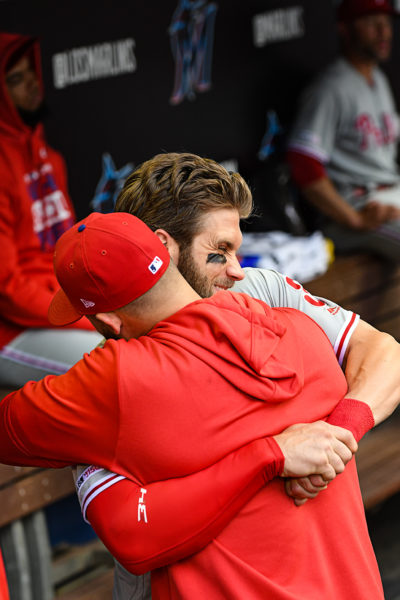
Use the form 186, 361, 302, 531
207, 253, 227, 264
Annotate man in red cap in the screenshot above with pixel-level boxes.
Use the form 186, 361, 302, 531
101, 151, 400, 599
288, 0, 400, 258
80, 152, 400, 599
0, 211, 389, 598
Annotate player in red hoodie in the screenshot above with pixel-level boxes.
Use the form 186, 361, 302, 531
0, 556, 8, 600
0, 31, 102, 599
0, 213, 387, 599
0, 33, 101, 387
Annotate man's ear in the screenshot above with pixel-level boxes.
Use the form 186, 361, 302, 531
154, 229, 180, 265
95, 312, 123, 336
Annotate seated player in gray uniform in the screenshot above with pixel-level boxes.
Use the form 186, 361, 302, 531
78, 152, 400, 599
287, 0, 400, 260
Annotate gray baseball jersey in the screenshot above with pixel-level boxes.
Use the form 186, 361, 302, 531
288, 58, 400, 203
84, 267, 359, 600
233, 268, 358, 365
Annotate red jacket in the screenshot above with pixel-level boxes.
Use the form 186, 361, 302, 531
0, 33, 90, 347
0, 292, 383, 599
0, 553, 9, 600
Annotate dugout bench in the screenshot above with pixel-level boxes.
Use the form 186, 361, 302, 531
307, 253, 400, 509
0, 460, 115, 599
0, 385, 114, 600
0, 460, 115, 600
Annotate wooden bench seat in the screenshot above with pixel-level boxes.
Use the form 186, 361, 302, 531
56, 568, 114, 599
307, 253, 400, 338
357, 408, 400, 510
0, 464, 78, 600
307, 253, 400, 510
0, 466, 76, 530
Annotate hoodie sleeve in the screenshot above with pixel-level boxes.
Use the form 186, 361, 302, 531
233, 268, 359, 365
0, 173, 90, 330
75, 438, 284, 574
0, 342, 121, 468
0, 185, 59, 326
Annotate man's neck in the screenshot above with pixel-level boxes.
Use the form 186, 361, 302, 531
17, 101, 48, 128
343, 52, 377, 84
120, 279, 201, 340
152, 284, 201, 328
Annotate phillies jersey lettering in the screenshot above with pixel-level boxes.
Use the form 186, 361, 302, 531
356, 112, 398, 150
285, 276, 325, 307
288, 58, 400, 194
233, 268, 359, 364
25, 163, 74, 251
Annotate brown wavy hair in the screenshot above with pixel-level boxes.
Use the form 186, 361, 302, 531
115, 152, 253, 248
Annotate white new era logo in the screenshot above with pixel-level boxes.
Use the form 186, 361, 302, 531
80, 298, 96, 308
148, 256, 163, 274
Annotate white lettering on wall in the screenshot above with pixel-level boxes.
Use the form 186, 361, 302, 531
52, 38, 137, 89
253, 7, 304, 47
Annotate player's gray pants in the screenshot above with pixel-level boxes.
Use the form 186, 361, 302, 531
323, 185, 400, 261
323, 219, 400, 261
0, 328, 103, 386
113, 562, 152, 600
323, 221, 400, 262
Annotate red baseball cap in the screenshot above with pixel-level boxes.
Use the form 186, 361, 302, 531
337, 0, 395, 21
48, 212, 170, 326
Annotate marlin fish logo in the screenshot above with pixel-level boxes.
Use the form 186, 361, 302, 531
258, 110, 283, 161
91, 153, 133, 213
169, 0, 218, 105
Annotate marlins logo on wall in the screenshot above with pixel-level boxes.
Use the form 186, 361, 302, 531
258, 110, 283, 160
91, 153, 133, 214
169, 0, 218, 105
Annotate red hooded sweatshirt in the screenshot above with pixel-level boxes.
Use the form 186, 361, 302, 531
0, 292, 383, 599
0, 33, 90, 347
0, 553, 9, 600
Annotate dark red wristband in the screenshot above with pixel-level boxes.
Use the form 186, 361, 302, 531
327, 398, 375, 442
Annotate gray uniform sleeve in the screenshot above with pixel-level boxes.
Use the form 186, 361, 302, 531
233, 268, 359, 365
288, 79, 339, 164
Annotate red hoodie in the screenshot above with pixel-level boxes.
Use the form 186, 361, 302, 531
0, 553, 9, 600
0, 33, 90, 347
0, 292, 383, 599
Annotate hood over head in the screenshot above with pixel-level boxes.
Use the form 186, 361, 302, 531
0, 32, 43, 136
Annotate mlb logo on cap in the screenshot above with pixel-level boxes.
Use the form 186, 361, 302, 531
149, 256, 163, 274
